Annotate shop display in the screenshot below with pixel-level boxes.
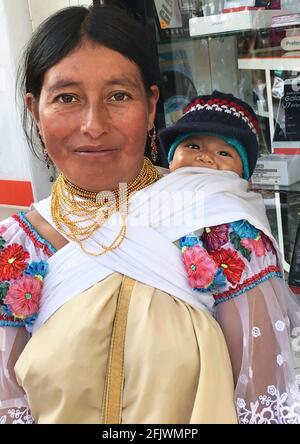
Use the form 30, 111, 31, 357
153, 0, 300, 270
252, 153, 300, 185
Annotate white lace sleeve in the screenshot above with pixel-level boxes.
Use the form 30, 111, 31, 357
215, 278, 300, 424
0, 327, 33, 424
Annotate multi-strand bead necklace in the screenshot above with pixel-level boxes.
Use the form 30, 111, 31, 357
51, 156, 160, 256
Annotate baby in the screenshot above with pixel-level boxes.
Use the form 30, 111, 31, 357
158, 91, 300, 423
158, 90, 266, 301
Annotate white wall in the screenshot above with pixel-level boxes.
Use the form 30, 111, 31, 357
0, 0, 56, 202
28, 0, 92, 30
0, 0, 32, 182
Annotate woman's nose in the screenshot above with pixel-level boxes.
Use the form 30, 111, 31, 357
80, 103, 110, 138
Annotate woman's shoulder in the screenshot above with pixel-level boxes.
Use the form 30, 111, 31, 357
0, 211, 56, 257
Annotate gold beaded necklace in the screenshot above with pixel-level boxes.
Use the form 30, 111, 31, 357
51, 156, 160, 256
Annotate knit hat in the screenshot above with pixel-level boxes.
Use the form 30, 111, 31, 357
158, 90, 259, 178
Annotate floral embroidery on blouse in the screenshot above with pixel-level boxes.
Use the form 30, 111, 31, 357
181, 244, 218, 289
0, 225, 7, 236
201, 224, 229, 251
0, 213, 54, 329
0, 243, 30, 280
237, 385, 300, 424
179, 219, 282, 304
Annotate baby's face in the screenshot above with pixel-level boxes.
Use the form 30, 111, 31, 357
169, 134, 243, 177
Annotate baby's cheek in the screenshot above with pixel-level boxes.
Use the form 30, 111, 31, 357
173, 156, 188, 170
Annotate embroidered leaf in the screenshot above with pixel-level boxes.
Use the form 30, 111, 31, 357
0, 282, 9, 304
230, 231, 241, 250
230, 231, 251, 261
239, 246, 251, 262
0, 237, 6, 249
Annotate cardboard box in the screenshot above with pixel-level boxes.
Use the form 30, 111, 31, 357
251, 154, 300, 186
189, 10, 274, 36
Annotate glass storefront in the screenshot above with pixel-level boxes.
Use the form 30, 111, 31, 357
153, 0, 300, 275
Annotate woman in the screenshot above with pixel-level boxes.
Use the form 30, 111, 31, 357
0, 6, 237, 424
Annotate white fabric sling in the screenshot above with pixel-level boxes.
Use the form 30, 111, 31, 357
32, 167, 275, 333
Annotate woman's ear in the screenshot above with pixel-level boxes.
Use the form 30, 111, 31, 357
147, 85, 160, 131
25, 93, 40, 126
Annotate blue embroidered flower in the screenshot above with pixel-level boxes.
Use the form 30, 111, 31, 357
24, 313, 38, 327
212, 268, 227, 288
24, 261, 48, 280
179, 234, 202, 248
194, 268, 227, 293
231, 220, 259, 239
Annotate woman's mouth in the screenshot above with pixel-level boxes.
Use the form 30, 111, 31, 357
74, 145, 119, 156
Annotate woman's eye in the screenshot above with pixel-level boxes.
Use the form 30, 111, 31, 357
57, 94, 76, 104
187, 143, 200, 150
110, 92, 130, 101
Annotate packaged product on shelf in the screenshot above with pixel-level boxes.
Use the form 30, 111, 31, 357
252, 154, 300, 186
223, 0, 256, 13
154, 0, 183, 29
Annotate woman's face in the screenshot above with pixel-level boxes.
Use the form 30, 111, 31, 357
169, 134, 244, 177
26, 41, 159, 191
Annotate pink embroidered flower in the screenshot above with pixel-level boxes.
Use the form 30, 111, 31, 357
0, 244, 29, 280
0, 225, 6, 236
201, 224, 229, 251
210, 248, 245, 285
240, 236, 266, 257
4, 275, 42, 319
182, 245, 217, 288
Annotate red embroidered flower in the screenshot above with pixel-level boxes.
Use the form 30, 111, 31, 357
201, 224, 229, 251
0, 225, 6, 236
4, 275, 42, 319
241, 236, 266, 257
182, 245, 217, 288
210, 248, 245, 285
260, 232, 277, 255
0, 244, 29, 280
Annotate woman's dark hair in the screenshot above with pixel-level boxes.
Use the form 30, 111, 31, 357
18, 5, 159, 160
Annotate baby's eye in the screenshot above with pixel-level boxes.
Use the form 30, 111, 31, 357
186, 143, 200, 150
218, 150, 232, 157
110, 92, 130, 101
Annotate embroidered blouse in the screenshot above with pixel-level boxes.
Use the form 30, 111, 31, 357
0, 212, 55, 423
1, 213, 300, 424
179, 219, 300, 424
179, 219, 282, 304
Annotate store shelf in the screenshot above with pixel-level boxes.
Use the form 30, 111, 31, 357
189, 10, 274, 37
238, 54, 300, 71
250, 180, 300, 193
